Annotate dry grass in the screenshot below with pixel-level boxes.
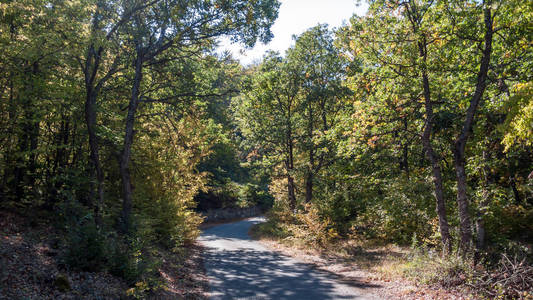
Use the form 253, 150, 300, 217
250, 221, 472, 299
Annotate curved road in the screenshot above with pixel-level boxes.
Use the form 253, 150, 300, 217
198, 217, 380, 300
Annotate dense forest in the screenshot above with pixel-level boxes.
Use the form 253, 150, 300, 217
1, 0, 532, 298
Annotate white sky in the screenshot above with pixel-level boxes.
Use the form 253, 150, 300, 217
217, 0, 369, 65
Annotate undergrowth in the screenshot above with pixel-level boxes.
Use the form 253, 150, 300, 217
253, 206, 533, 300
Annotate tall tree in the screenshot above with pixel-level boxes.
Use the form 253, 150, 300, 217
117, 0, 280, 232
286, 25, 349, 204
338, 0, 453, 252
235, 53, 301, 210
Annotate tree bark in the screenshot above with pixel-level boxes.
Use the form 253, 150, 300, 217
402, 118, 410, 179
287, 173, 296, 211
305, 172, 313, 204
305, 101, 314, 203
120, 49, 144, 233
85, 88, 104, 226
404, 1, 451, 253
453, 7, 493, 253
509, 175, 521, 205
287, 138, 296, 210
83, 19, 106, 225
476, 150, 491, 251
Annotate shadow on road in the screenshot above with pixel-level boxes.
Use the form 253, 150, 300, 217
200, 218, 380, 300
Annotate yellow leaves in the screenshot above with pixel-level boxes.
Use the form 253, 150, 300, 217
502, 82, 533, 151
367, 135, 379, 148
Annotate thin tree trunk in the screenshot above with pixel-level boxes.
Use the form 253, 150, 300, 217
27, 62, 40, 196
85, 89, 104, 226
286, 136, 296, 210
83, 42, 106, 226
305, 101, 314, 203
509, 175, 521, 205
288, 143, 296, 210
422, 113, 452, 253
305, 172, 313, 204
418, 39, 452, 254
285, 99, 297, 211
402, 118, 410, 179
454, 7, 493, 253
82, 3, 112, 227
287, 174, 296, 211
120, 49, 143, 233
476, 150, 491, 251
404, 1, 452, 253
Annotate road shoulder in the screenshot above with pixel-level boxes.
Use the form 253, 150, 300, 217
250, 230, 467, 300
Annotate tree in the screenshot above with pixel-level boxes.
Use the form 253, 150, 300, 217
286, 25, 350, 204
338, 0, 453, 252
235, 53, 301, 210
116, 0, 280, 232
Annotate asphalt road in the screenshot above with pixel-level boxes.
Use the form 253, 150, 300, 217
198, 217, 380, 300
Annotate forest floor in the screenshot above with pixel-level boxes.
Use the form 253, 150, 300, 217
0, 210, 208, 299
249, 226, 473, 299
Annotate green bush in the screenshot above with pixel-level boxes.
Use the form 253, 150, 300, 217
64, 217, 107, 272
60, 206, 159, 286
347, 177, 438, 245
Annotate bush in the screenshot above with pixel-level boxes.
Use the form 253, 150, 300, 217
392, 242, 474, 288
291, 205, 339, 248
61, 206, 160, 287
347, 177, 438, 246
64, 217, 107, 272
253, 203, 339, 248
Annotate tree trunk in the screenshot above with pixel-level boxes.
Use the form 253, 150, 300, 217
85, 89, 104, 227
305, 172, 313, 204
417, 38, 452, 254
287, 174, 296, 211
120, 49, 143, 233
509, 175, 521, 205
26, 62, 40, 197
286, 137, 296, 211
402, 118, 410, 179
83, 4, 109, 227
454, 7, 493, 254
285, 100, 297, 211
476, 151, 491, 251
454, 153, 473, 252
305, 102, 314, 204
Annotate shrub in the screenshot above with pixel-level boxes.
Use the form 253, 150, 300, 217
291, 205, 339, 248
64, 217, 107, 272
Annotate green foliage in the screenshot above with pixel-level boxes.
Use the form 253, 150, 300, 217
400, 248, 474, 288
502, 82, 533, 151
344, 178, 437, 246
1, 0, 533, 295
62, 215, 162, 295
1, 1, 284, 295
53, 274, 71, 292
64, 217, 107, 272
238, 183, 274, 210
